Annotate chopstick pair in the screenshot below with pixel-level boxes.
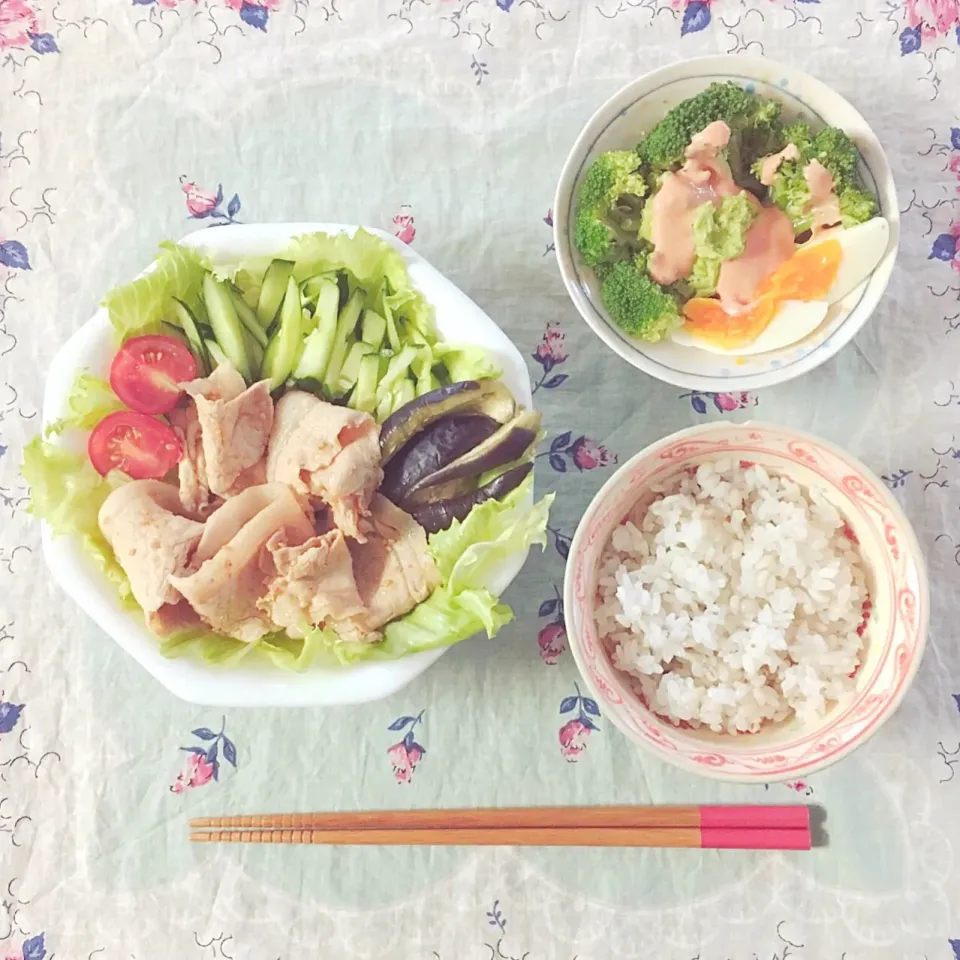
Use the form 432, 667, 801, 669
189, 805, 813, 850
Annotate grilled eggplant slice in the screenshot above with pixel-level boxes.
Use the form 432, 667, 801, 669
379, 379, 515, 465
409, 463, 534, 533
405, 409, 540, 497
381, 414, 500, 503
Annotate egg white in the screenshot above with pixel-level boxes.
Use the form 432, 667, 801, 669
802, 217, 890, 305
671, 300, 830, 356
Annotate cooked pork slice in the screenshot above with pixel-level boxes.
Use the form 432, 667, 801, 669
98, 480, 204, 613
266, 390, 383, 540
146, 599, 203, 637
170, 363, 274, 512
341, 495, 440, 642
169, 484, 314, 643
192, 379, 273, 497
260, 529, 366, 638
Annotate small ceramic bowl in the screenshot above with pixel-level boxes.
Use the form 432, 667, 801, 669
563, 422, 927, 783
41, 223, 535, 707
553, 55, 899, 393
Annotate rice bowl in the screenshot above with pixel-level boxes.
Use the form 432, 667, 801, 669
595, 459, 869, 735
563, 422, 927, 783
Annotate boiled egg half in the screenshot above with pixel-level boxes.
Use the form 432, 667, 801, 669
673, 217, 890, 357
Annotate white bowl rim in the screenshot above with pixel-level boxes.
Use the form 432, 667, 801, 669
562, 420, 929, 783
40, 221, 535, 707
553, 53, 900, 393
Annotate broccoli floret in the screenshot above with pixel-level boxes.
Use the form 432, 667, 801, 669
636, 82, 783, 173
579, 150, 647, 211
574, 151, 649, 268
838, 183, 878, 228
574, 212, 615, 267
760, 122, 877, 232
780, 119, 814, 156
600, 259, 680, 342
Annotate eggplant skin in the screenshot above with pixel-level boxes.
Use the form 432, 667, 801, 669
381, 414, 499, 503
405, 409, 540, 496
379, 380, 515, 466
409, 462, 534, 534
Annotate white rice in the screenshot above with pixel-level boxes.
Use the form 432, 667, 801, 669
595, 459, 868, 734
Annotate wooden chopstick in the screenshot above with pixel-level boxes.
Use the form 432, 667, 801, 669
189, 804, 810, 833
189, 825, 811, 850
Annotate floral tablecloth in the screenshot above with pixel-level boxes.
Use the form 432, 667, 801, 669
2, 0, 960, 957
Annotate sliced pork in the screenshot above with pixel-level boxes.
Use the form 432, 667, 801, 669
98, 479, 204, 613
169, 483, 315, 643
340, 495, 440, 642
260, 529, 366, 638
171, 363, 274, 514
266, 390, 383, 541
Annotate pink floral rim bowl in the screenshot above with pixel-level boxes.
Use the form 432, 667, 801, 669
563, 422, 928, 784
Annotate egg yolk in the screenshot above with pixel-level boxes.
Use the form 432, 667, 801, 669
682, 238, 843, 348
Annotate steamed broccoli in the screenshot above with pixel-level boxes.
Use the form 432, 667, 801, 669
636, 82, 783, 178
600, 258, 680, 342
573, 150, 648, 267
756, 121, 878, 233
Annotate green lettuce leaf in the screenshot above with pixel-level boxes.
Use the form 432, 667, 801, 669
323, 586, 513, 665
103, 242, 209, 343
45, 373, 124, 437
432, 343, 500, 383
427, 475, 553, 591
21, 436, 132, 597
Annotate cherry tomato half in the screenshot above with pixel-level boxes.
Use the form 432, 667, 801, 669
109, 334, 197, 415
88, 411, 184, 480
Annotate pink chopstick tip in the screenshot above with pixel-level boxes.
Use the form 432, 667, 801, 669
700, 805, 810, 831
701, 826, 812, 851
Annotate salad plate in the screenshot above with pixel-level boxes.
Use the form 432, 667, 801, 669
38, 223, 540, 707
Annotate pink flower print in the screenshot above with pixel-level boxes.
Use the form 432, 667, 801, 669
571, 437, 616, 471
170, 752, 214, 794
179, 176, 242, 223
224, 0, 279, 30
3, 934, 45, 960
535, 325, 568, 367
682, 390, 758, 414
948, 155, 960, 178
532, 323, 569, 392
180, 178, 220, 218
904, 0, 960, 37
537, 587, 566, 664
784, 780, 814, 796
559, 719, 590, 761
0, 0, 38, 48
538, 622, 566, 665
226, 0, 280, 8
169, 717, 237, 793
950, 217, 960, 239
387, 740, 424, 784
541, 432, 617, 473
386, 710, 426, 784
558, 684, 600, 761
392, 205, 416, 244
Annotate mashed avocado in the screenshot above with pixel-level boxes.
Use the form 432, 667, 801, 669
687, 192, 758, 296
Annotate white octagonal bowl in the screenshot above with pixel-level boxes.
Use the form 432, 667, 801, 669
41, 223, 535, 707
553, 55, 899, 393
